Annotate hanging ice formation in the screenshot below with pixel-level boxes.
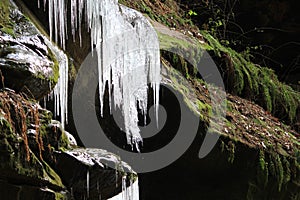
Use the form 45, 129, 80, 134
39, 0, 69, 129
43, 35, 69, 129
108, 177, 139, 200
44, 0, 161, 150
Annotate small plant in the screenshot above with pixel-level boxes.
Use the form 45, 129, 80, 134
188, 10, 198, 16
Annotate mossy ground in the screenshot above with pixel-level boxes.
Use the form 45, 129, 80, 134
119, 0, 300, 126
201, 30, 300, 124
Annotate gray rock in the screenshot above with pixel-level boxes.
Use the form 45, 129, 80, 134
54, 148, 137, 200
64, 131, 77, 147
0, 1, 59, 100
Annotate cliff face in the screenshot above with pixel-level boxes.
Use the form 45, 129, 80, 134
0, 1, 137, 199
0, 0, 299, 200
141, 19, 300, 199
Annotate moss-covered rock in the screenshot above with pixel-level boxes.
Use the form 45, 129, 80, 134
120, 0, 300, 127
0, 88, 139, 200
149, 16, 300, 199
53, 148, 138, 200
0, 0, 60, 100
0, 90, 68, 199
0, 0, 14, 36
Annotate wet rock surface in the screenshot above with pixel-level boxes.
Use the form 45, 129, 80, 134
54, 148, 136, 200
139, 21, 300, 199
0, 0, 58, 100
0, 89, 67, 199
0, 89, 137, 200
2, 0, 299, 199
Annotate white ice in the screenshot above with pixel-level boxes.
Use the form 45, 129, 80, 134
44, 0, 160, 150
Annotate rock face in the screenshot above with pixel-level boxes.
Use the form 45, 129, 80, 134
0, 0, 59, 100
139, 18, 300, 200
54, 149, 136, 200
0, 89, 137, 200
0, 2, 140, 199
0, 89, 68, 199
2, 0, 299, 200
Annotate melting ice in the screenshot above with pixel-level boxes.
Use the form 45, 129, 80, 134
44, 37, 69, 129
108, 178, 139, 200
44, 0, 161, 149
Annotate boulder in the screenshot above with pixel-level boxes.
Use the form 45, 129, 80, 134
0, 0, 59, 100
0, 89, 138, 200
54, 148, 137, 200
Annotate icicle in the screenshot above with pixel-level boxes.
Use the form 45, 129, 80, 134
70, 187, 74, 199
43, 96, 47, 109
87, 170, 90, 198
44, 0, 161, 149
115, 169, 118, 188
108, 177, 139, 200
122, 175, 127, 200
97, 180, 101, 200
44, 38, 69, 129
47, 0, 67, 49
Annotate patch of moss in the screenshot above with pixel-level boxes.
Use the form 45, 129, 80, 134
58, 131, 71, 151
41, 159, 64, 188
257, 150, 269, 188
197, 100, 212, 122
119, 0, 196, 30
200, 30, 300, 124
55, 192, 68, 200
227, 141, 235, 163
46, 47, 60, 86
220, 140, 236, 164
158, 31, 209, 81
0, 0, 15, 36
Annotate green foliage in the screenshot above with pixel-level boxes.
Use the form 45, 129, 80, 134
248, 150, 299, 198
122, 0, 300, 125
188, 10, 198, 16
226, 141, 235, 163
201, 30, 300, 124
120, 0, 197, 29
0, 0, 15, 36
257, 150, 269, 188
197, 100, 212, 121
47, 47, 60, 86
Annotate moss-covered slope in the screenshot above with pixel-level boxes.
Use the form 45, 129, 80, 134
120, 0, 300, 127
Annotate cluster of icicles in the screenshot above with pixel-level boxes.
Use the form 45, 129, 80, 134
41, 0, 161, 149
40, 0, 161, 199
85, 171, 139, 200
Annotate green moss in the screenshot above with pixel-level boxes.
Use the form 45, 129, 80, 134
120, 0, 197, 29
1, 26, 14, 36
158, 32, 207, 80
46, 47, 60, 86
58, 131, 71, 151
219, 140, 235, 164
282, 157, 291, 185
41, 159, 64, 188
163, 61, 200, 117
55, 192, 68, 200
274, 154, 284, 192
200, 30, 300, 124
128, 172, 138, 183
197, 100, 212, 122
228, 144, 235, 163
257, 150, 269, 188
0, 0, 15, 36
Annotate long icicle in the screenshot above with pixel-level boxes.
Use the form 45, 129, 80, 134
45, 0, 160, 150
